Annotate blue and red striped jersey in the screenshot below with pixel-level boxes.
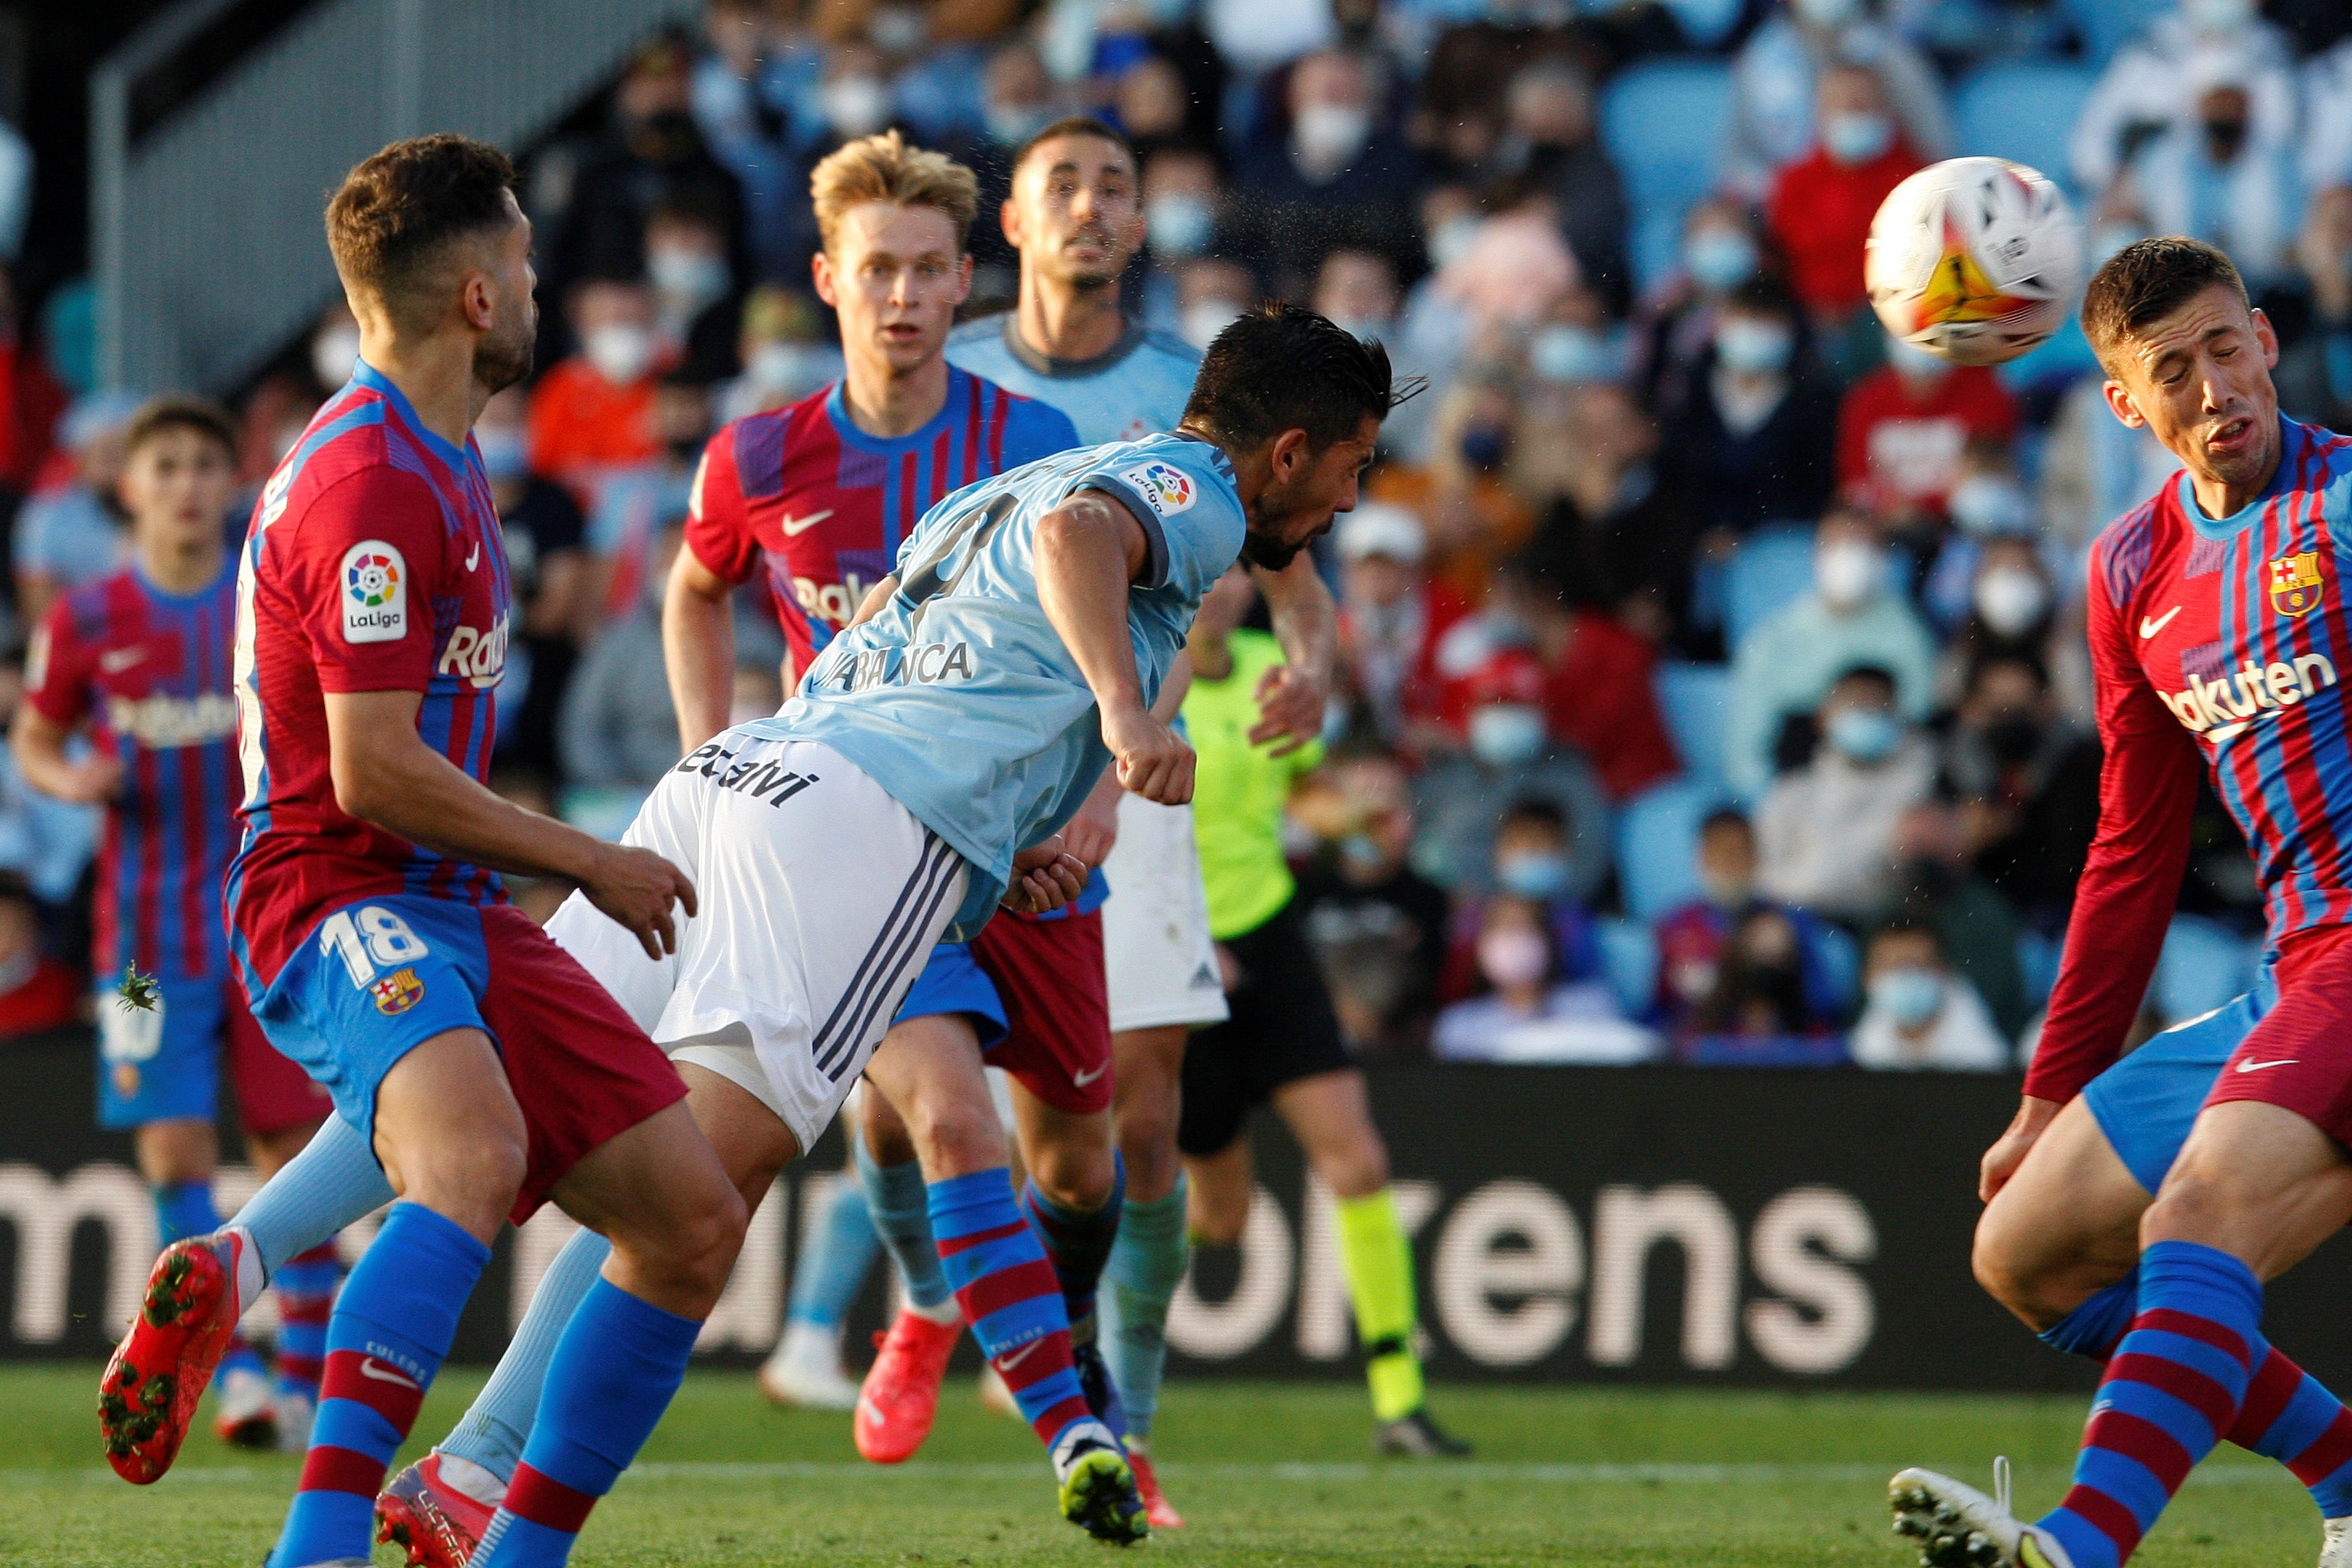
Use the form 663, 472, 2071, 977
2030, 414, 2352, 1103
684, 367, 1079, 682
226, 362, 512, 991
25, 561, 240, 984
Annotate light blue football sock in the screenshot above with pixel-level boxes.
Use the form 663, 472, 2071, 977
1102, 1174, 1188, 1440
441, 1226, 614, 1485
229, 1112, 394, 1277
853, 1131, 952, 1311
787, 1175, 881, 1331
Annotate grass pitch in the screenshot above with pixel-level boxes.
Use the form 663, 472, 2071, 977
0, 1365, 2322, 1566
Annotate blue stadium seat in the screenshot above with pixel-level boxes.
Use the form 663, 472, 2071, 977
2060, 0, 2170, 64
2154, 914, 2256, 1026
2016, 928, 2060, 1011
1655, 661, 1731, 794
1595, 915, 1660, 1015
1813, 921, 1861, 1013
1722, 524, 1816, 650
1600, 59, 1735, 292
1953, 63, 2096, 190
1616, 777, 1722, 923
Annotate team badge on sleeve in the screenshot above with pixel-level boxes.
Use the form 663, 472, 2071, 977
341, 541, 408, 643
2272, 551, 2326, 619
1118, 461, 1197, 518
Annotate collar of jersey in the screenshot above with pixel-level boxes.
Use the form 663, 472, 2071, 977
2176, 413, 2300, 540
349, 360, 468, 473
130, 554, 235, 606
824, 369, 973, 454
997, 314, 1146, 380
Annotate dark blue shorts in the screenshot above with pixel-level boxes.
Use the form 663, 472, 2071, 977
2080, 979, 2271, 1194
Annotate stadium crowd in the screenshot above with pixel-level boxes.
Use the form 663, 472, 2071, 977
9, 0, 2352, 1070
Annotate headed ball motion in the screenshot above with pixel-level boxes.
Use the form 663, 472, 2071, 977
1864, 155, 2085, 369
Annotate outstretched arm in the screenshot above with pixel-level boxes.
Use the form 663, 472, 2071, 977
1250, 555, 1336, 756
1035, 490, 1194, 805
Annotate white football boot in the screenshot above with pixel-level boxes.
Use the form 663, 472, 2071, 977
1890, 1461, 2076, 1568
756, 1320, 862, 1411
2319, 1515, 2352, 1568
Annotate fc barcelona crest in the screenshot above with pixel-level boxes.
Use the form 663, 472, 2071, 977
2272, 551, 2326, 618
371, 968, 424, 1015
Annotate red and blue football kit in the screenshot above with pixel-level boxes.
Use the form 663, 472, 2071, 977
2033, 414, 2352, 1145
229, 362, 680, 1216
684, 367, 1079, 682
26, 562, 324, 1133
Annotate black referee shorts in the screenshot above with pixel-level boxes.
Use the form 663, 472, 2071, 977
1177, 894, 1355, 1157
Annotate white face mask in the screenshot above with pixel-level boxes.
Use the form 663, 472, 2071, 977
1147, 193, 1215, 259
1476, 925, 1551, 990
1180, 297, 1246, 352
1973, 565, 2050, 638
1884, 333, 1952, 383
648, 247, 729, 313
1294, 103, 1372, 169
1821, 109, 1893, 166
1715, 317, 1794, 374
1469, 703, 1547, 767
1429, 214, 1481, 271
823, 74, 893, 137
2182, 0, 2255, 34
583, 322, 654, 387
312, 324, 361, 389
747, 341, 824, 395
1948, 474, 2034, 536
1529, 324, 1620, 384
1816, 539, 1884, 610
1792, 0, 1863, 28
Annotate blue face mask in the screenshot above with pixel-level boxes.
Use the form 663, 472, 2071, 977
1871, 966, 1944, 1029
1469, 704, 1547, 767
1825, 705, 1901, 764
1529, 324, 1621, 385
1147, 193, 1215, 258
476, 426, 528, 482
1496, 851, 1572, 900
1684, 229, 1759, 293
1821, 110, 1893, 166
1459, 427, 1507, 471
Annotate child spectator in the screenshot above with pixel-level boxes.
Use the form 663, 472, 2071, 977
1755, 664, 1936, 921
1849, 919, 2012, 1070
1292, 752, 1452, 1057
1681, 904, 1841, 1058
1332, 501, 1468, 754
1433, 894, 1653, 1064
1653, 808, 1848, 1035
1411, 646, 1611, 895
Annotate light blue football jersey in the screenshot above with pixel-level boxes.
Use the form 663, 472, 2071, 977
754, 432, 1246, 937
945, 316, 1201, 446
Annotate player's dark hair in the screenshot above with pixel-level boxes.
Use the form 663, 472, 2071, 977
326, 134, 517, 334
1829, 663, 1899, 701
1013, 116, 1136, 176
1699, 806, 1752, 838
1500, 797, 1568, 834
2081, 237, 2250, 373
122, 394, 238, 465
1869, 915, 1943, 955
1182, 304, 1413, 453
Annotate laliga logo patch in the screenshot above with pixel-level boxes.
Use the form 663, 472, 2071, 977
1119, 460, 1196, 518
341, 541, 408, 644
2272, 550, 2325, 619
371, 967, 424, 1015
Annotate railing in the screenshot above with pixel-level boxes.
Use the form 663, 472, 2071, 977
92, 0, 701, 395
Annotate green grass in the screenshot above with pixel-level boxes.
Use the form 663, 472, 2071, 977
0, 1366, 2325, 1566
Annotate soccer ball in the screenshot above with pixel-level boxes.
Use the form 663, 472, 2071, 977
1864, 156, 2084, 367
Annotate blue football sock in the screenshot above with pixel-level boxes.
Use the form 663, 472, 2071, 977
153, 1179, 219, 1247
786, 1174, 881, 1332
855, 1132, 952, 1311
270, 1203, 489, 1568
271, 1244, 340, 1405
229, 1112, 395, 1277
470, 1278, 701, 1567
2040, 1273, 2139, 1361
442, 1227, 614, 1485
1102, 1175, 1188, 1441
1019, 1155, 1124, 1337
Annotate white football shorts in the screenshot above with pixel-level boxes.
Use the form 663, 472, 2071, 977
548, 735, 966, 1157
1099, 793, 1229, 1034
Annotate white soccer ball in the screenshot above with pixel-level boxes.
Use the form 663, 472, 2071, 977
1864, 156, 2084, 367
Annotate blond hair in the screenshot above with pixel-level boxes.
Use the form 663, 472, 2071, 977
810, 130, 980, 254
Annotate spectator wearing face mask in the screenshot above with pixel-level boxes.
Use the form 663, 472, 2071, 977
1679, 904, 1844, 1063
1726, 509, 1935, 798
1291, 751, 1452, 1057
1755, 664, 1936, 921
2122, 54, 2302, 289
1332, 502, 1469, 754
12, 392, 137, 623
1437, 796, 1606, 994
1662, 279, 1839, 541
584, 371, 716, 631
1765, 62, 1925, 338
2273, 187, 2352, 429
1497, 59, 1629, 314
1138, 149, 1224, 330
1232, 50, 1420, 290
2307, 35, 2352, 195
644, 197, 744, 380
1835, 330, 2018, 529
1368, 372, 1537, 607
2067, 0, 2297, 199
528, 276, 668, 510
1725, 0, 1949, 200
554, 35, 749, 294
1638, 200, 1778, 421
717, 286, 843, 423
560, 523, 691, 802
1934, 536, 2056, 702
478, 388, 588, 777
1940, 655, 2099, 938
687, 0, 812, 281
1411, 646, 1613, 898
1433, 893, 1653, 1065
1652, 809, 1847, 1036
1879, 795, 2028, 1034
1849, 920, 2011, 1071
1173, 254, 1255, 353
1522, 381, 1703, 650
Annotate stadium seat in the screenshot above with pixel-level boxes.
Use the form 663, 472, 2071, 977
1594, 915, 1660, 1015
1599, 59, 1735, 292
1655, 661, 1731, 794
2015, 928, 2060, 1010
1721, 524, 1816, 651
1953, 64, 2096, 191
2060, 0, 2170, 64
1812, 921, 1861, 1013
1616, 777, 1722, 924
2154, 914, 2256, 1026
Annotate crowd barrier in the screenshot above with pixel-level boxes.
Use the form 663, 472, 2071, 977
9, 1027, 2352, 1392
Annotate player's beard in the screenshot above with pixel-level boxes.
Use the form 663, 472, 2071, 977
1240, 526, 1305, 571
474, 311, 536, 396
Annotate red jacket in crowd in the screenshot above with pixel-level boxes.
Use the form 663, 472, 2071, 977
1835, 362, 2019, 516
1766, 139, 1925, 320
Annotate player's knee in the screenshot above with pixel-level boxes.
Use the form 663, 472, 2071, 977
1029, 1141, 1115, 1212
647, 1178, 750, 1311
399, 1131, 528, 1233
1317, 1136, 1389, 1202
906, 1094, 1003, 1174
1969, 1224, 2043, 1324
1188, 1183, 1249, 1248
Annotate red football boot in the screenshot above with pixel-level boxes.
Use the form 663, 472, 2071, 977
853, 1309, 961, 1464
1129, 1448, 1187, 1530
98, 1235, 242, 1483
378, 1453, 498, 1568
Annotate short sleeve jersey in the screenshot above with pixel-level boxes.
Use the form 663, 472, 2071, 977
753, 432, 1246, 937
226, 363, 514, 989
944, 316, 1201, 446
26, 562, 241, 983
1183, 630, 1325, 939
682, 368, 1079, 680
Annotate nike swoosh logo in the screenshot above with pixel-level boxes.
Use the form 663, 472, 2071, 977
2140, 607, 2182, 639
997, 1340, 1042, 1372
2236, 1057, 2298, 1073
779, 508, 835, 537
98, 647, 148, 672
1072, 1063, 1108, 1088
359, 1355, 420, 1389
465, 541, 482, 571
